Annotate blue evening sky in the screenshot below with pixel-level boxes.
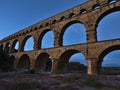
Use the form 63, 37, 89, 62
0, 0, 120, 67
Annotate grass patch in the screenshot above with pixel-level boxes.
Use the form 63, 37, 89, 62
68, 74, 79, 82
9, 82, 42, 90
83, 78, 105, 88
83, 78, 120, 89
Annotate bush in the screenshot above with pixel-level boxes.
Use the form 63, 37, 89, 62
0, 49, 10, 72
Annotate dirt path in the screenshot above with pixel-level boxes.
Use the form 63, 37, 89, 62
0, 72, 120, 90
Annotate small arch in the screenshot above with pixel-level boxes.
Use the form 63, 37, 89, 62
34, 27, 38, 30
23, 32, 25, 35
30, 29, 33, 32
26, 30, 29, 33
60, 16, 66, 21
17, 54, 30, 71
58, 49, 87, 73
45, 22, 49, 26
35, 53, 52, 72
108, 0, 117, 4
19, 33, 21, 36
52, 19, 57, 24
80, 9, 87, 14
69, 13, 76, 18
92, 4, 100, 10
39, 25, 43, 28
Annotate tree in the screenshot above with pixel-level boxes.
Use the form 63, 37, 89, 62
0, 45, 10, 72
69, 62, 87, 73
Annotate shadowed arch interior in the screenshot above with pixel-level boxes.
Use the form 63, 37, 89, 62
108, 0, 117, 4
0, 44, 3, 53
58, 49, 86, 73
9, 55, 15, 69
60, 20, 86, 46
17, 54, 30, 71
35, 53, 52, 72
4, 42, 10, 53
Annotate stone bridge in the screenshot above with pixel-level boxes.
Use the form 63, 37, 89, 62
0, 0, 120, 75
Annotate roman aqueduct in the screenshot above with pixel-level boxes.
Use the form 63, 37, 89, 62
0, 0, 120, 75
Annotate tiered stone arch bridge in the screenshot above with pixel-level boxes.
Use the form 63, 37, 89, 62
0, 0, 120, 75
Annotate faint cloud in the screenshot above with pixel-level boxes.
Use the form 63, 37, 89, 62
71, 25, 84, 33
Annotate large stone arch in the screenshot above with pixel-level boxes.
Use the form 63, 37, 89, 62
97, 45, 120, 73
34, 52, 52, 72
4, 42, 10, 53
17, 54, 30, 71
0, 44, 3, 53
58, 49, 86, 73
59, 20, 86, 46
10, 39, 19, 53
9, 55, 15, 70
21, 35, 34, 51
37, 29, 54, 49
96, 6, 120, 28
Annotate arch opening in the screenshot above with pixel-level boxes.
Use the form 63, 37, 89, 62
23, 36, 34, 51
60, 16, 66, 21
4, 43, 10, 53
11, 40, 19, 53
98, 46, 120, 75
17, 54, 30, 71
39, 30, 54, 49
97, 10, 120, 41
108, 0, 117, 4
0, 44, 3, 53
9, 56, 15, 70
69, 13, 76, 18
93, 4, 100, 10
52, 20, 57, 24
80, 9, 87, 14
62, 22, 86, 46
58, 50, 87, 73
35, 53, 52, 72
